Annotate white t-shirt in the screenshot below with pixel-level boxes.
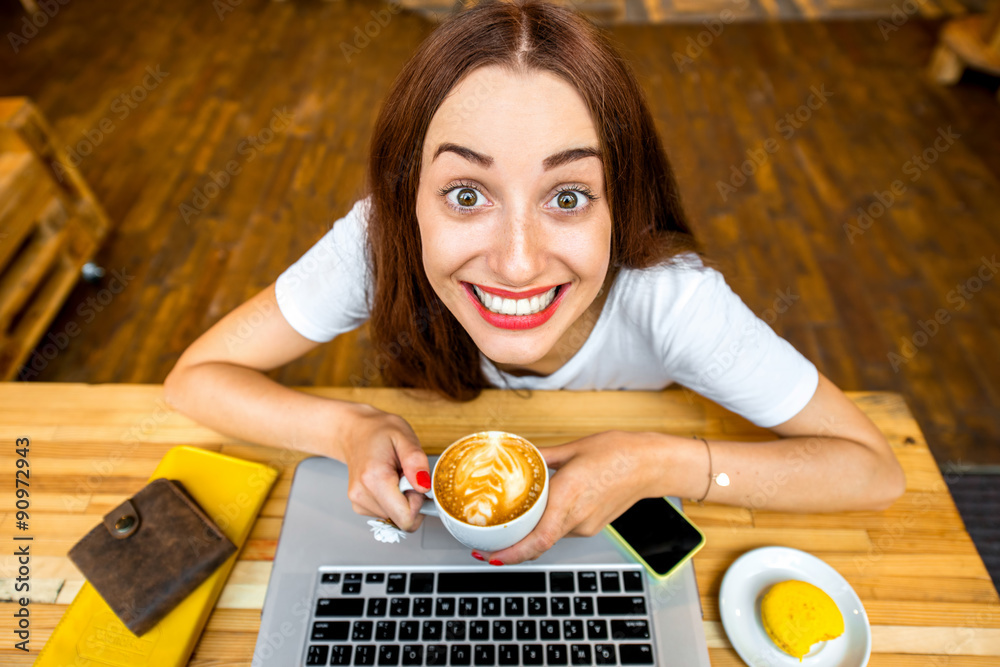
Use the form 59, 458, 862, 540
275, 197, 819, 429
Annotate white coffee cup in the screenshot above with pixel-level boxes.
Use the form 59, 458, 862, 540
399, 431, 549, 552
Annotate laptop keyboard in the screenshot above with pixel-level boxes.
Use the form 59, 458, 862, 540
304, 565, 656, 665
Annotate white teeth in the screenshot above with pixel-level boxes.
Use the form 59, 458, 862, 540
473, 285, 560, 316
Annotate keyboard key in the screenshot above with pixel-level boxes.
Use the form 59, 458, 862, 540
305, 644, 328, 665
523, 644, 544, 665
413, 597, 433, 616
329, 644, 352, 665
401, 645, 422, 666
612, 619, 650, 639
311, 621, 349, 641
352, 620, 373, 641
459, 597, 478, 616
375, 620, 395, 641
540, 619, 560, 639
573, 596, 594, 615
435, 597, 456, 616
342, 581, 362, 595
492, 620, 513, 640
470, 620, 489, 640
504, 596, 524, 616
551, 596, 571, 615
597, 596, 647, 615
450, 644, 472, 665
619, 643, 655, 664
595, 644, 616, 665
422, 620, 443, 641
578, 571, 598, 592
549, 571, 575, 592
389, 597, 410, 617
482, 597, 502, 615
600, 571, 621, 592
316, 598, 364, 617
321, 572, 341, 584
498, 644, 518, 665
622, 571, 643, 592
474, 644, 495, 665
355, 644, 376, 665
587, 619, 609, 640
426, 644, 447, 665
366, 572, 385, 584
527, 596, 547, 616
377, 645, 399, 665
438, 571, 546, 593
563, 619, 584, 640
547, 643, 569, 665
570, 644, 591, 665
387, 573, 407, 593
399, 620, 419, 640
345, 573, 363, 583
367, 598, 387, 617
409, 573, 434, 594
446, 620, 466, 641
516, 619, 537, 640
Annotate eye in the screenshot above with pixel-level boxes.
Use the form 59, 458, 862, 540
437, 181, 490, 214
548, 186, 598, 216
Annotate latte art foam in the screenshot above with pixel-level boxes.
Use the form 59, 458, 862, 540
434, 432, 545, 527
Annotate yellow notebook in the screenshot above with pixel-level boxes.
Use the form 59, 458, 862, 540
36, 446, 279, 667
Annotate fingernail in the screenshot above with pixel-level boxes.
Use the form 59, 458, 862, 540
471, 551, 484, 561
416, 470, 432, 488
489, 559, 504, 566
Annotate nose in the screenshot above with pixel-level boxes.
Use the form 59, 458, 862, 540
489, 208, 545, 287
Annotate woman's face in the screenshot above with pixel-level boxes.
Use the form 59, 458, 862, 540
416, 65, 612, 369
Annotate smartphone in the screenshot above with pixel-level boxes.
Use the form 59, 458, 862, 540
604, 497, 706, 581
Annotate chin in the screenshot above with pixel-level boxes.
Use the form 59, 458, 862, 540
469, 330, 553, 367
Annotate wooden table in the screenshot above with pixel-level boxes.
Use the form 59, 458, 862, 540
1, 384, 999, 665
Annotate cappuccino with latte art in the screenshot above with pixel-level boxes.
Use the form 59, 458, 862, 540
434, 432, 546, 527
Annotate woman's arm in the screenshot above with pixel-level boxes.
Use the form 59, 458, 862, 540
163, 282, 432, 529
482, 372, 906, 565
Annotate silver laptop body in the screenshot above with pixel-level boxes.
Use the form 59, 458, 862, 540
252, 455, 711, 666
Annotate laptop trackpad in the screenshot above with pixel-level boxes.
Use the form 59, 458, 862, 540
420, 516, 465, 550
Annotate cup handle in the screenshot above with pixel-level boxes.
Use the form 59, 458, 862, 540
398, 475, 438, 517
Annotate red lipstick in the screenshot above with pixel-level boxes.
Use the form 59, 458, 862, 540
463, 282, 569, 331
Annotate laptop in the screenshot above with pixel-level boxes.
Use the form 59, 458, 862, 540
252, 455, 711, 666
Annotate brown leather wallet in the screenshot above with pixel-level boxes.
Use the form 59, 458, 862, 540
68, 477, 238, 636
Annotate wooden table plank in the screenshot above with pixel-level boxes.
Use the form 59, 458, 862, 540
0, 383, 997, 666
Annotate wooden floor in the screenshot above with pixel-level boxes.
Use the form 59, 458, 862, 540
1, 0, 999, 466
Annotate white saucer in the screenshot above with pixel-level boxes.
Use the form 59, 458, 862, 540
719, 546, 871, 667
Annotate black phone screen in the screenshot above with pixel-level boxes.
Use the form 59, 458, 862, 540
609, 497, 704, 576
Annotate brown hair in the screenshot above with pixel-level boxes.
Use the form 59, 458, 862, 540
364, 0, 702, 401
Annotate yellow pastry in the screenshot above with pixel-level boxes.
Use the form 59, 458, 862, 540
760, 580, 845, 660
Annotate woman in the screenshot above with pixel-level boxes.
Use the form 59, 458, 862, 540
164, 0, 905, 566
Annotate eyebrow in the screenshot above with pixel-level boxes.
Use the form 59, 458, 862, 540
432, 142, 602, 171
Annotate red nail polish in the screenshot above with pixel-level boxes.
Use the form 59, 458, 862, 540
416, 470, 431, 488
489, 559, 504, 566
471, 552, 484, 561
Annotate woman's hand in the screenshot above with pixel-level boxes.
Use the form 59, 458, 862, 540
478, 431, 661, 565
339, 403, 431, 532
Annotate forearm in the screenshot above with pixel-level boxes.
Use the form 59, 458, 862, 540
163, 361, 360, 460
638, 432, 905, 512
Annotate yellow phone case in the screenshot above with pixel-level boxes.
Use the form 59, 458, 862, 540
603, 497, 706, 581
36, 446, 279, 666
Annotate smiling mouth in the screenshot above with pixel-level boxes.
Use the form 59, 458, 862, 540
470, 284, 562, 316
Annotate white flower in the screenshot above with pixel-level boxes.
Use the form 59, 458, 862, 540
367, 519, 407, 544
